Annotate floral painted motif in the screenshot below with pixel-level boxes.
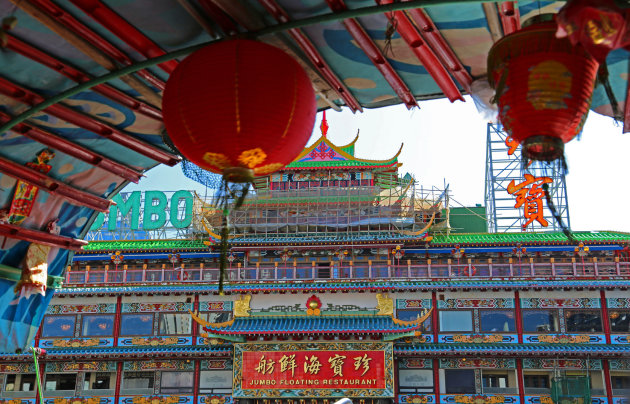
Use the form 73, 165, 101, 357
440, 358, 516, 369
131, 397, 180, 404
438, 299, 514, 309
203, 397, 225, 404
453, 395, 506, 404
52, 397, 101, 404
520, 298, 599, 309
452, 335, 504, 343
129, 337, 180, 346
123, 302, 190, 313
537, 334, 591, 344
47, 304, 115, 314
51, 339, 101, 348
124, 361, 193, 371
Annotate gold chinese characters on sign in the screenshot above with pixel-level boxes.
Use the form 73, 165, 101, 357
507, 174, 552, 229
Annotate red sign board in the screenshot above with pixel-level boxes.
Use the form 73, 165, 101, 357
241, 350, 386, 390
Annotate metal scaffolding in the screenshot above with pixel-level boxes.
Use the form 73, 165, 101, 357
485, 123, 570, 233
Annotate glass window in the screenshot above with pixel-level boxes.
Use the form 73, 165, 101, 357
445, 369, 475, 394
397, 310, 432, 331
611, 375, 630, 389
200, 370, 232, 394
5, 374, 36, 392
522, 310, 559, 333
439, 311, 473, 332
121, 314, 154, 336
483, 374, 508, 388
83, 372, 112, 390
565, 310, 603, 332
81, 315, 115, 337
45, 374, 76, 391
159, 313, 191, 335
524, 374, 550, 389
479, 310, 516, 332
609, 310, 630, 333
398, 369, 433, 393
123, 372, 154, 390
42, 315, 75, 338
4, 374, 16, 391
160, 372, 193, 394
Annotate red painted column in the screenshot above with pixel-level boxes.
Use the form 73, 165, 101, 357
433, 358, 440, 404
192, 295, 200, 346
516, 359, 525, 404
432, 292, 439, 343
394, 359, 400, 404
602, 359, 614, 404
193, 359, 201, 404
113, 295, 122, 347
514, 290, 523, 344
600, 290, 612, 344
114, 362, 123, 404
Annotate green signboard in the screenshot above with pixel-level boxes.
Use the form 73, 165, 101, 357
90, 190, 194, 231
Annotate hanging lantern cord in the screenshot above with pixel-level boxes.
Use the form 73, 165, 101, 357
543, 182, 575, 243
217, 178, 250, 294
597, 62, 622, 122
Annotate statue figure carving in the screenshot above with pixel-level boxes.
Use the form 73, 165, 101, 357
376, 293, 394, 315
234, 294, 252, 317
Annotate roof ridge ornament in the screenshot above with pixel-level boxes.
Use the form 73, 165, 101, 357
320, 110, 329, 139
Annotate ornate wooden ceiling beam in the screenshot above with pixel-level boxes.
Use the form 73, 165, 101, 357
0, 156, 112, 212
3, 33, 162, 121
377, 0, 464, 102
0, 222, 88, 251
68, 0, 178, 75
325, 0, 418, 109
0, 77, 180, 166
400, 2, 473, 93
0, 112, 144, 183
20, 0, 166, 92
257, 0, 363, 112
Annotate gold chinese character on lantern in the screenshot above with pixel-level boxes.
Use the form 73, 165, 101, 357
353, 354, 372, 376
279, 354, 297, 377
255, 355, 275, 375
328, 354, 346, 377
507, 173, 553, 229
304, 355, 322, 375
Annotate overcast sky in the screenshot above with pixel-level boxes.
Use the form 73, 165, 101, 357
126, 97, 630, 233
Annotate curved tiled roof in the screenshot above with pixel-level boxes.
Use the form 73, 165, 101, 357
430, 231, 630, 245
395, 343, 630, 357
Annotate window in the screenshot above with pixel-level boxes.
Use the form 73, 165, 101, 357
198, 312, 232, 332
121, 314, 154, 336
45, 374, 76, 391
4, 374, 36, 392
41, 315, 75, 338
564, 310, 603, 332
159, 313, 191, 335
611, 375, 630, 390
200, 370, 232, 394
609, 310, 630, 333
160, 372, 193, 394
396, 310, 432, 332
524, 374, 550, 389
522, 310, 559, 333
123, 372, 154, 390
398, 369, 433, 393
81, 315, 115, 337
439, 311, 473, 332
483, 374, 508, 388
445, 369, 475, 394
479, 310, 516, 332
83, 372, 112, 390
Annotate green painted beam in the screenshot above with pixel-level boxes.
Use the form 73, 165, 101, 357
0, 0, 491, 136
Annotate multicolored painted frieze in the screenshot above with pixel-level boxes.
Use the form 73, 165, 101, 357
122, 302, 192, 313
200, 360, 232, 370
233, 342, 394, 398
46, 303, 116, 314
439, 358, 516, 369
399, 358, 432, 369
397, 299, 432, 309
199, 302, 233, 312
123, 360, 194, 371
522, 359, 602, 370
118, 396, 193, 404
522, 334, 605, 344
0, 399, 35, 404
609, 359, 630, 370
118, 337, 192, 347
610, 335, 630, 344
520, 298, 600, 308
438, 334, 517, 343
39, 338, 114, 348
45, 362, 117, 372
612, 398, 628, 404
0, 363, 36, 373
196, 337, 229, 346
197, 395, 233, 404
43, 398, 114, 404
607, 298, 630, 308
440, 395, 519, 404
399, 395, 436, 404
438, 299, 514, 309
523, 396, 554, 404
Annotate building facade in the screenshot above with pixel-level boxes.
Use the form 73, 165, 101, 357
1, 133, 629, 404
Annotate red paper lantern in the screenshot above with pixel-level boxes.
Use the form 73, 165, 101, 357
488, 16, 599, 162
163, 40, 316, 182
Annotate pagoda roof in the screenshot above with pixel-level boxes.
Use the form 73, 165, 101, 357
283, 134, 402, 171
194, 312, 428, 342
395, 343, 630, 358
429, 231, 630, 246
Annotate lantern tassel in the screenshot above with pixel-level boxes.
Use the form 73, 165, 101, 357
543, 182, 575, 243
597, 62, 623, 123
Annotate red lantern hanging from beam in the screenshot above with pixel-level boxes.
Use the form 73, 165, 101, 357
487, 16, 599, 164
162, 39, 317, 183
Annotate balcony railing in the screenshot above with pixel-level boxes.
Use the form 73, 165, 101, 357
64, 261, 630, 286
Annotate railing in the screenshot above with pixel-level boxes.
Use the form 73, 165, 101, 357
65, 261, 630, 286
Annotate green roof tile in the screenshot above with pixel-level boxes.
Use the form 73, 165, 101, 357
81, 239, 207, 252
285, 159, 397, 169
430, 231, 630, 244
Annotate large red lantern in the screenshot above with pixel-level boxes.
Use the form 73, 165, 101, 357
488, 16, 599, 162
163, 39, 317, 183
